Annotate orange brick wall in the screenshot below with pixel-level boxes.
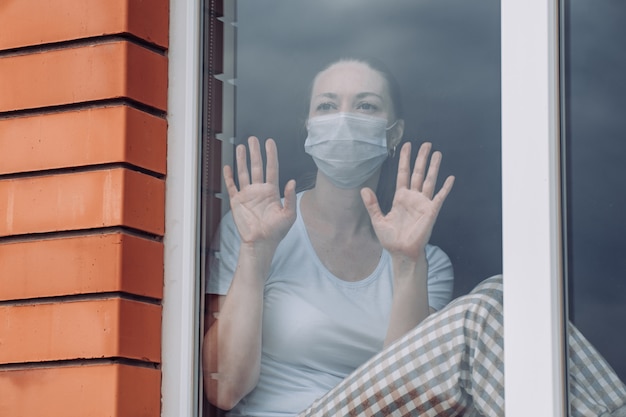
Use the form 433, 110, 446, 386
0, 1, 169, 416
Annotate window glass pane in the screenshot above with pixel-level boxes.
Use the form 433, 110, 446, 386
232, 0, 502, 294
201, 1, 500, 415
563, 0, 626, 384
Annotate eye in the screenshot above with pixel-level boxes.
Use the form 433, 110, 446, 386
316, 102, 337, 112
356, 102, 380, 112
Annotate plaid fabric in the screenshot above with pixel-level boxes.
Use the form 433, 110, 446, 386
297, 275, 626, 417
569, 324, 626, 417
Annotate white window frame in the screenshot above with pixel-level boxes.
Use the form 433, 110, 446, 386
502, 0, 568, 416
163, 0, 203, 416
162, 0, 570, 415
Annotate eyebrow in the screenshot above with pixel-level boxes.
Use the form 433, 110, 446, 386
355, 92, 384, 100
312, 92, 384, 100
313, 93, 338, 100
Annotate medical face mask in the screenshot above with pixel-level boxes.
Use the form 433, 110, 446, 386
304, 113, 391, 189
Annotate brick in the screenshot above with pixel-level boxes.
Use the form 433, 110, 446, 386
0, 232, 163, 301
0, 298, 161, 364
0, 168, 165, 237
0, 41, 168, 112
126, 0, 170, 47
0, 0, 169, 51
0, 106, 167, 175
0, 363, 160, 417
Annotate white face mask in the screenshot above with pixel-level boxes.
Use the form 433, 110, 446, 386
304, 113, 392, 189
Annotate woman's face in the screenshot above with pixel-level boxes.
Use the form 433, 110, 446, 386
308, 61, 394, 122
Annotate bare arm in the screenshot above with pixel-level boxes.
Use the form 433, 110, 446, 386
203, 137, 296, 410
361, 142, 454, 346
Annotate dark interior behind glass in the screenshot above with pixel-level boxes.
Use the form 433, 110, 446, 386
562, 0, 626, 383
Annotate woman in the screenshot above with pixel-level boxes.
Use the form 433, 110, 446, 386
204, 58, 626, 416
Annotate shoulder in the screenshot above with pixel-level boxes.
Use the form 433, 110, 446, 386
424, 244, 454, 310
425, 244, 452, 271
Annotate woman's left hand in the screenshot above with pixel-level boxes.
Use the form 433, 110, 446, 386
361, 142, 454, 262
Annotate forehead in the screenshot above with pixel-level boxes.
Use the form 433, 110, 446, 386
311, 61, 388, 97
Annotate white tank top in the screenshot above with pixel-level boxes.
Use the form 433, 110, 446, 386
207, 192, 454, 416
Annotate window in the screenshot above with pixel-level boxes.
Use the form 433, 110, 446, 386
158, 1, 626, 416
200, 1, 500, 415
501, 1, 567, 414
502, 1, 626, 415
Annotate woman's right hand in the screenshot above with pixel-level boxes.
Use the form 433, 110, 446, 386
224, 136, 297, 252
206, 137, 294, 410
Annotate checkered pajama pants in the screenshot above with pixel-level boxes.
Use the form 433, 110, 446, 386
297, 275, 626, 417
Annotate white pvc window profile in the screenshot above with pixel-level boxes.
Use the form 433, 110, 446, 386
162, 0, 203, 416
502, 0, 568, 416
162, 0, 569, 416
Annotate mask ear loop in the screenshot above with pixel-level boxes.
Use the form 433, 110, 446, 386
385, 119, 399, 131
386, 119, 399, 158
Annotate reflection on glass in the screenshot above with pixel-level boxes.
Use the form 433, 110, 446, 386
563, 0, 626, 411
233, 0, 503, 295
202, 1, 505, 415
200, 1, 626, 416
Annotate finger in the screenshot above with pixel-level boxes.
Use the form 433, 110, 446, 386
248, 136, 264, 184
265, 138, 279, 185
223, 165, 239, 199
395, 142, 412, 191
236, 142, 250, 188
282, 179, 297, 218
410, 142, 432, 192
422, 151, 442, 199
360, 187, 384, 223
432, 175, 455, 209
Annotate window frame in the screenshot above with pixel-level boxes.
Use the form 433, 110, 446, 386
501, 0, 568, 415
162, 0, 204, 416
162, 0, 571, 415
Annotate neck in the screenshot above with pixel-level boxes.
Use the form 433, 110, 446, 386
302, 171, 380, 236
